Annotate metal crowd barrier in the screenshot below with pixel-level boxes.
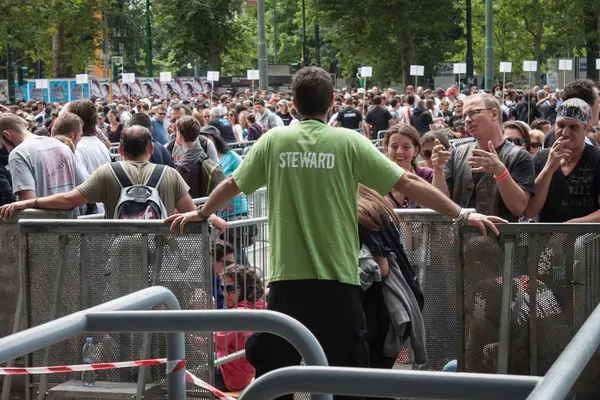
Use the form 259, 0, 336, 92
1, 286, 184, 400
394, 209, 460, 370
5, 219, 211, 400
456, 223, 600, 399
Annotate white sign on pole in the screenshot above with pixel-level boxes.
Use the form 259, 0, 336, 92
160, 71, 172, 82
558, 59, 573, 71
207, 71, 220, 81
523, 61, 538, 72
596, 58, 600, 70
122, 73, 136, 84
499, 62, 512, 73
75, 74, 88, 84
453, 63, 467, 74
410, 65, 424, 76
35, 79, 49, 89
247, 70, 259, 80
360, 66, 373, 78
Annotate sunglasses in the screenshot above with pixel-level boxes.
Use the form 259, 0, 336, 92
228, 113, 235, 117
421, 149, 432, 159
219, 259, 235, 266
505, 137, 526, 146
531, 142, 542, 148
220, 284, 237, 294
158, 112, 166, 116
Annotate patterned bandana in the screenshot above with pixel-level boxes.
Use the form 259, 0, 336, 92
556, 98, 592, 126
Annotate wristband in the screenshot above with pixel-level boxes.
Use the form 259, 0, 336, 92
453, 208, 471, 226
494, 168, 510, 182
33, 197, 39, 209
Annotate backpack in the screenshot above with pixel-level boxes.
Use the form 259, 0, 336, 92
177, 152, 225, 198
109, 162, 168, 220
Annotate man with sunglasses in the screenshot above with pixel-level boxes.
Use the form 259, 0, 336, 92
431, 93, 535, 222
211, 241, 236, 309
151, 106, 169, 145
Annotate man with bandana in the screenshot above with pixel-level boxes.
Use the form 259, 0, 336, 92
525, 98, 600, 222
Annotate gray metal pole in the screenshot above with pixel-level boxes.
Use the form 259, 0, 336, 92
484, 0, 494, 89
273, 0, 278, 64
526, 301, 600, 400
466, 0, 474, 84
239, 366, 541, 400
257, 0, 268, 91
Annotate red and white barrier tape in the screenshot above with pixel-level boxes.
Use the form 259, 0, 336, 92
0, 358, 187, 375
185, 370, 236, 400
0, 358, 236, 400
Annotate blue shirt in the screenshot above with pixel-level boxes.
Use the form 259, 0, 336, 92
220, 150, 248, 217
149, 140, 175, 167
151, 118, 169, 146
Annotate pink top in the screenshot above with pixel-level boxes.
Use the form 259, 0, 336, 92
215, 299, 266, 391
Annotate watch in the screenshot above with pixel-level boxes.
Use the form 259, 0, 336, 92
196, 207, 209, 222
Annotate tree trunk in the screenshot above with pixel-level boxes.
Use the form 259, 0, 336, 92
397, 29, 415, 86
52, 22, 68, 78
208, 41, 221, 71
584, 12, 599, 83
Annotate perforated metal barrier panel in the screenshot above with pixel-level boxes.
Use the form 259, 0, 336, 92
458, 227, 600, 400
22, 225, 211, 399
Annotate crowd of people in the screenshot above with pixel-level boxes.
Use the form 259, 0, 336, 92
0, 69, 599, 398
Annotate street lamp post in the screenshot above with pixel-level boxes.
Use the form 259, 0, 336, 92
484, 0, 494, 89
145, 0, 153, 77
257, 0, 268, 90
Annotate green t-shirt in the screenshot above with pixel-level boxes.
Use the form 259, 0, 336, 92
232, 120, 404, 285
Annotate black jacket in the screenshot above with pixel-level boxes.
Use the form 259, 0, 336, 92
0, 148, 15, 206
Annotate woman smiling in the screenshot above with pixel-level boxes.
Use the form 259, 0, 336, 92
383, 124, 433, 209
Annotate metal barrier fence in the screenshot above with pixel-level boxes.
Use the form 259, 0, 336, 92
456, 224, 600, 400
5, 219, 211, 400
395, 209, 458, 370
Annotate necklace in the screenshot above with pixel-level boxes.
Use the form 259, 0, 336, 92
566, 149, 584, 164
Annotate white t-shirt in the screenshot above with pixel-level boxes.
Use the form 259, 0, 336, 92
75, 136, 112, 214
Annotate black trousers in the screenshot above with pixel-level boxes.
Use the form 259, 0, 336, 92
245, 280, 369, 400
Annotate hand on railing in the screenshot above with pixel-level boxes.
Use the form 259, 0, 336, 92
465, 212, 507, 238
165, 211, 228, 235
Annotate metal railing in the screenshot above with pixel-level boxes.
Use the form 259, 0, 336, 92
0, 286, 185, 400
240, 366, 541, 400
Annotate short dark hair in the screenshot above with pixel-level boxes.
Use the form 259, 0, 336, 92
373, 96, 383, 105
175, 115, 201, 143
34, 126, 50, 137
406, 95, 415, 105
563, 79, 598, 107
224, 265, 264, 303
52, 113, 83, 138
140, 103, 150, 111
0, 114, 28, 134
254, 99, 265, 107
171, 104, 185, 113
129, 113, 152, 131
247, 113, 257, 124
213, 240, 235, 261
68, 99, 97, 136
120, 125, 153, 158
292, 67, 333, 116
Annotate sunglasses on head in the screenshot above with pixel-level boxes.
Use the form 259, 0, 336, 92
220, 284, 237, 294
505, 137, 526, 146
421, 149, 432, 159
531, 142, 542, 148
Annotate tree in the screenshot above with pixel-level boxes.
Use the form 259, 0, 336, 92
312, 0, 461, 86
153, 0, 245, 72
